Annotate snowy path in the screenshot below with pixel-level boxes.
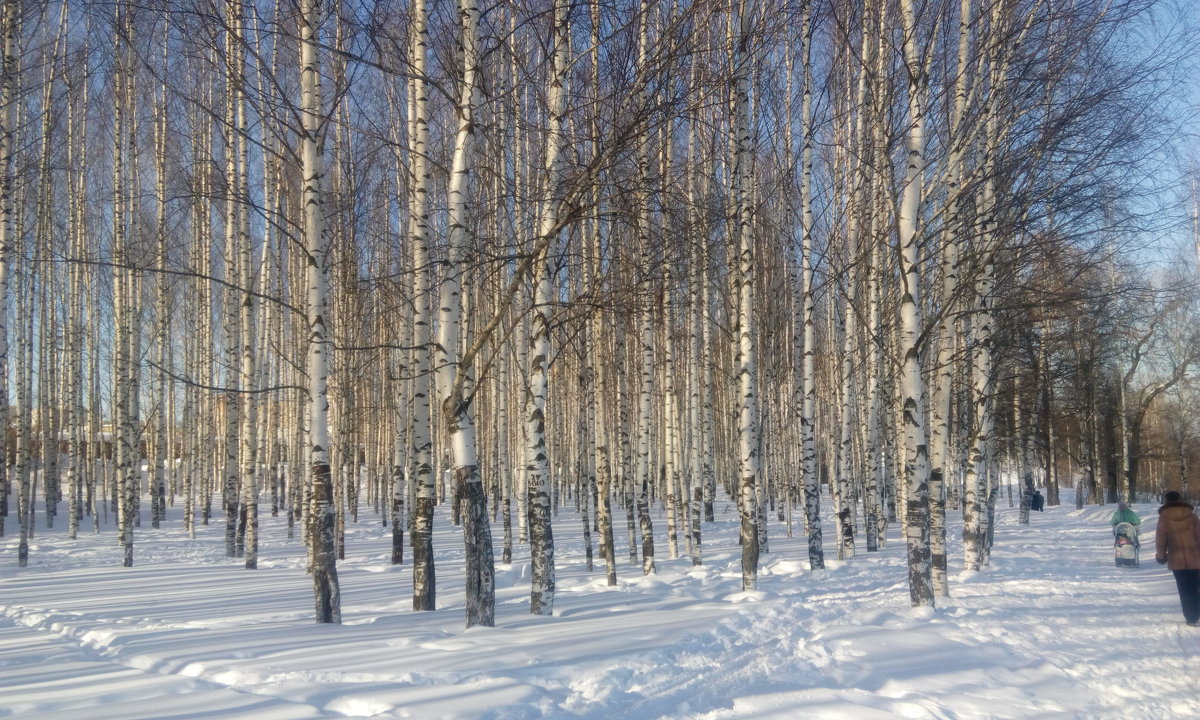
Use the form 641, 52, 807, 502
0, 610, 322, 719
3, 496, 1199, 719
686, 506, 1200, 719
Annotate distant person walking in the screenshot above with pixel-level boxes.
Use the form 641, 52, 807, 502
1110, 502, 1140, 533
1155, 491, 1200, 626
1031, 490, 1044, 512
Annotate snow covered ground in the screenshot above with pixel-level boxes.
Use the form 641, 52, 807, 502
2, 489, 1197, 720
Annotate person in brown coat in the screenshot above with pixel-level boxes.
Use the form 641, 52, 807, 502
1155, 491, 1200, 626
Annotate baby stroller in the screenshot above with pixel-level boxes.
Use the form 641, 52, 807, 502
1114, 522, 1139, 567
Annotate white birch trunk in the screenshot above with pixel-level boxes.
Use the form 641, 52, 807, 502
634, 303, 656, 576
965, 0, 1012, 567
153, 23, 169, 532
1039, 314, 1059, 506
588, 15, 617, 577
898, 0, 933, 607
437, 0, 495, 628
232, 0, 260, 569
614, 325, 637, 563
35, 15, 66, 533
834, 6, 873, 561
0, 0, 16, 541
1118, 376, 1131, 503
732, 0, 760, 591
963, 252, 995, 571
66, 39, 85, 540
633, 0, 656, 577
240, 233, 262, 571
863, 229, 884, 554
221, 3, 243, 559
798, 0, 823, 571
1015, 377, 1032, 524
527, 0, 569, 616
496, 277, 513, 566
110, 13, 127, 564
686, 98, 704, 564
662, 288, 680, 561
835, 294, 858, 560
112, 1, 140, 569
406, 0, 436, 611
384, 112, 406, 564
16, 264, 32, 565
300, 0, 341, 623
929, 0, 972, 597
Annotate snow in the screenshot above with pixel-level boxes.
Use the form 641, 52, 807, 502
2, 492, 1197, 719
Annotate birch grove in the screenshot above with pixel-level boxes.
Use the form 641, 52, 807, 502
0, 0, 1196, 620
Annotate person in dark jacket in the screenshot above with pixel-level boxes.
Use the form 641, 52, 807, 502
1155, 491, 1200, 626
1030, 490, 1044, 512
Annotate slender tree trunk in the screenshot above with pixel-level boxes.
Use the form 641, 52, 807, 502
437, 0, 495, 628
928, 0, 972, 597
404, 0, 436, 610
732, 0, 760, 592
635, 304, 656, 576
407, 0, 437, 609
796, 1, 823, 571
496, 279, 513, 566
1040, 314, 1059, 506
615, 326, 638, 564
152, 23, 169, 532
0, 0, 16, 542
863, 229, 884, 554
633, 0, 656, 578
589, 178, 617, 585
686, 83, 705, 565
65, 36, 85, 541
1015, 378, 1032, 525
229, 0, 260, 570
1118, 378, 1132, 503
964, 240, 996, 568
221, 2, 243, 559
898, 0, 933, 607
527, 0, 569, 616
662, 286, 681, 561
111, 0, 139, 570
300, 0, 341, 624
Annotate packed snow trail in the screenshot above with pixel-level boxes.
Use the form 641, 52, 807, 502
0, 613, 322, 719
2, 495, 1197, 719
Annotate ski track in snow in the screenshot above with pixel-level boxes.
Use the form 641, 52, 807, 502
2, 493, 1199, 719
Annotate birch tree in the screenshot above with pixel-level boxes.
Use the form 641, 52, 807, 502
526, 0, 570, 616
0, 0, 16, 544
731, 0, 760, 591
897, 0, 933, 607
407, 0, 436, 613
797, 0, 823, 571
299, 0, 341, 624
633, 0, 657, 578
111, 0, 140, 570
928, 0, 973, 597
589, 0, 617, 583
436, 0, 495, 628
